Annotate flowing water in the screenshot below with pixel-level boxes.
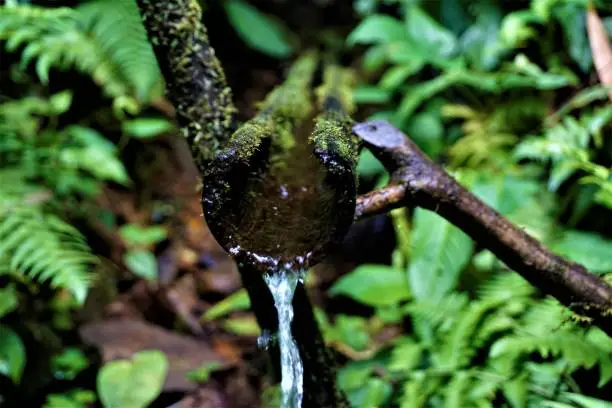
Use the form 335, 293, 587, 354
263, 269, 304, 408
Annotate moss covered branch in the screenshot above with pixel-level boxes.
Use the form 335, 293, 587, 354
136, 0, 236, 171
135, 3, 349, 405
354, 120, 612, 337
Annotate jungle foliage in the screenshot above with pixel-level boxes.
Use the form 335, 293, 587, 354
1, 0, 612, 407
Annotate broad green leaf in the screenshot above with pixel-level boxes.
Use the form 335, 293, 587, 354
353, 86, 392, 104
461, 5, 507, 70
407, 208, 473, 300
378, 63, 421, 90
224, 0, 293, 58
440, 0, 471, 35
222, 315, 260, 336
0, 286, 18, 318
358, 378, 392, 408
337, 362, 374, 391
347, 14, 406, 46
551, 230, 612, 274
554, 4, 592, 73
346, 377, 392, 408
82, 146, 130, 184
119, 224, 167, 247
329, 315, 371, 351
203, 289, 251, 321
329, 264, 410, 306
405, 5, 457, 60
59, 147, 129, 185
362, 43, 389, 73
97, 350, 168, 408
67, 126, 116, 153
123, 250, 157, 281
121, 118, 174, 139
0, 324, 26, 383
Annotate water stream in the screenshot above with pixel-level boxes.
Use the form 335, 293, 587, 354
263, 269, 304, 408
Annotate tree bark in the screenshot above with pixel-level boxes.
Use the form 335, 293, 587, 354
135, 1, 349, 406
353, 120, 612, 336
136, 0, 236, 172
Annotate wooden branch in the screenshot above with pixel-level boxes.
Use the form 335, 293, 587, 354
136, 0, 236, 172
353, 120, 612, 336
135, 3, 349, 405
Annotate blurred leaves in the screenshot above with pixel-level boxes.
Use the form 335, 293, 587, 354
224, 0, 294, 58
408, 209, 473, 301
97, 350, 168, 408
121, 118, 175, 139
119, 224, 167, 247
123, 250, 157, 281
341, 1, 612, 406
0, 324, 26, 383
329, 264, 410, 307
202, 289, 251, 321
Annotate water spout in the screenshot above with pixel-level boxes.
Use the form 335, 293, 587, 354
263, 269, 304, 408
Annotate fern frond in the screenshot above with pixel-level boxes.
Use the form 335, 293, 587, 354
444, 371, 471, 408
520, 298, 569, 335
76, 0, 162, 103
398, 372, 441, 408
0, 207, 96, 303
404, 292, 469, 331
436, 298, 502, 370
478, 272, 535, 303
0, 1, 162, 112
490, 331, 611, 386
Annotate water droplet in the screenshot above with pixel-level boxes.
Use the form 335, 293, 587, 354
280, 185, 289, 198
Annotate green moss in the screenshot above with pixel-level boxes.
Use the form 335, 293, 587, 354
227, 118, 274, 163
310, 112, 358, 166
315, 65, 357, 115
310, 64, 359, 167
259, 51, 317, 125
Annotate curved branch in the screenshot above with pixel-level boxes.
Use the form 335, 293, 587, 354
136, 0, 236, 171
353, 120, 612, 336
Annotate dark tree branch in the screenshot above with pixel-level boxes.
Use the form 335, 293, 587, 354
353, 120, 612, 336
135, 2, 348, 406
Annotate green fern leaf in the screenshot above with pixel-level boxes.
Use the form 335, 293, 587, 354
444, 371, 471, 408
76, 0, 162, 102
0, 2, 162, 112
0, 208, 95, 303
403, 292, 469, 331
478, 272, 535, 303
490, 331, 610, 381
436, 298, 501, 370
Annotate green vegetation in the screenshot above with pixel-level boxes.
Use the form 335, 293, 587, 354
1, 0, 612, 407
